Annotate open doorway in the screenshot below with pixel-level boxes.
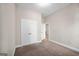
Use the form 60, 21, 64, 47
45, 24, 49, 40
41, 24, 49, 42
41, 24, 46, 41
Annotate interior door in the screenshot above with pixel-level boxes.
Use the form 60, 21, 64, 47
21, 19, 37, 45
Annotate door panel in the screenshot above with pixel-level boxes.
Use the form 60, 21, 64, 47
21, 19, 37, 45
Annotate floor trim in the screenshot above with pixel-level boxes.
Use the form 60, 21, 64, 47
49, 40, 79, 52
12, 48, 16, 56
16, 40, 42, 48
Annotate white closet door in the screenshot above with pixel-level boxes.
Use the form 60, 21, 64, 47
21, 19, 37, 45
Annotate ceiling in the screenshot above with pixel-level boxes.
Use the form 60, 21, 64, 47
16, 3, 70, 17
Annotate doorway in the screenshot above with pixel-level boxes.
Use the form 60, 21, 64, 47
41, 24, 49, 41
45, 24, 49, 40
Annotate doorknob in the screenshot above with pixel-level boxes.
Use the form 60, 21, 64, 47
28, 33, 32, 35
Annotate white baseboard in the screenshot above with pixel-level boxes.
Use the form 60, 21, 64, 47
49, 40, 79, 52
12, 48, 16, 56
16, 40, 42, 48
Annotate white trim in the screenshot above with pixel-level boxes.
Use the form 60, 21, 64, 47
12, 47, 16, 56
7, 47, 16, 56
49, 40, 79, 52
16, 40, 42, 48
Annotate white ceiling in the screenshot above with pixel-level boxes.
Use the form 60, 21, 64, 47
16, 3, 70, 17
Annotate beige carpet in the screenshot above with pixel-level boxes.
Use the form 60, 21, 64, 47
14, 40, 79, 56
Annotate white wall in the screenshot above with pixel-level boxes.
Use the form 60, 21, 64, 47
0, 4, 16, 55
0, 5, 2, 52
45, 4, 79, 50
16, 5, 42, 46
